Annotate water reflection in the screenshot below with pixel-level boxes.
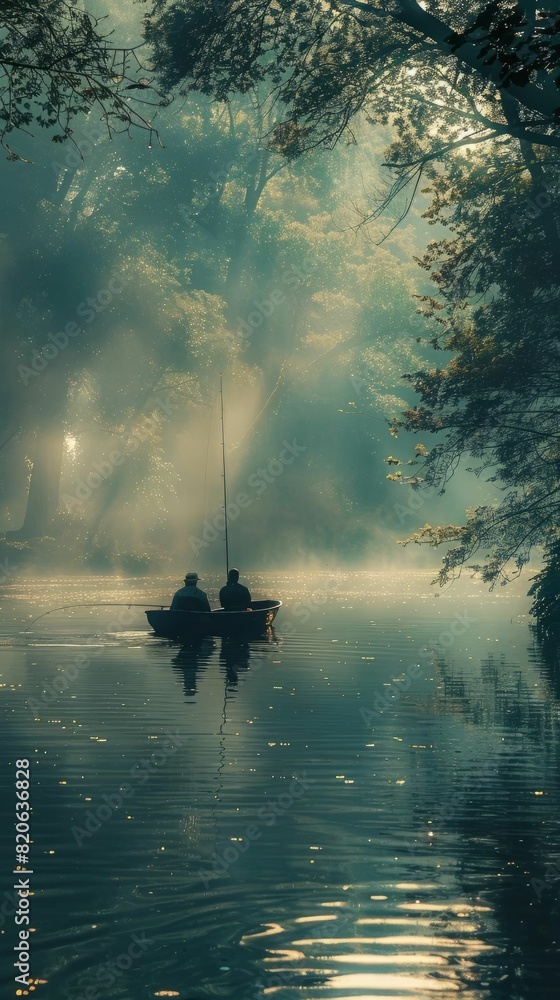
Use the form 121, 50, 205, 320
1, 578, 560, 1000
170, 636, 215, 696
429, 644, 560, 998
220, 636, 251, 685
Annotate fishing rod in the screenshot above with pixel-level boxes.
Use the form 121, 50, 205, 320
219, 373, 230, 578
24, 603, 169, 632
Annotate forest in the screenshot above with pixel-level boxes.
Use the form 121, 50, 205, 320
1, 0, 559, 639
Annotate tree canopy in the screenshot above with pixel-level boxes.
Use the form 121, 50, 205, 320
145, 1, 560, 151
383, 121, 560, 634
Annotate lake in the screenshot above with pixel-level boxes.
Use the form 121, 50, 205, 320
0, 571, 559, 1000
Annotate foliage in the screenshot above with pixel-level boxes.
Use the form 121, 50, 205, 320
146, 0, 560, 608
11, 0, 560, 587
386, 134, 560, 603
528, 536, 560, 640
145, 0, 560, 162
0, 0, 165, 158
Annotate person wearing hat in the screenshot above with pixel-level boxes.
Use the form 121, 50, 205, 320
171, 572, 212, 612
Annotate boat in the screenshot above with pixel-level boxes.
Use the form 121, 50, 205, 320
146, 599, 282, 640
146, 375, 282, 641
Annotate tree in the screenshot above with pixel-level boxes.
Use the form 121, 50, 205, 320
0, 95, 239, 547
0, 0, 164, 158
528, 537, 560, 642
144, 1, 560, 160
384, 131, 560, 628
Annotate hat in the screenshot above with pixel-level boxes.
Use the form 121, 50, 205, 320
184, 572, 201, 583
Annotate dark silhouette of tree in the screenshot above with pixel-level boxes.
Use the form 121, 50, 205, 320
0, 0, 165, 158
145, 1, 560, 165
385, 131, 560, 621
529, 539, 560, 643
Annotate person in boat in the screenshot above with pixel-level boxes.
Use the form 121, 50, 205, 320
219, 568, 252, 611
171, 572, 212, 612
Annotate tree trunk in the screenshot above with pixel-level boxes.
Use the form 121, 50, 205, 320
223, 153, 272, 318
501, 92, 560, 251
84, 378, 166, 549
16, 372, 69, 539
392, 0, 560, 125
20, 421, 66, 538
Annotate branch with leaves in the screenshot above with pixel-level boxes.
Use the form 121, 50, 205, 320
0, 0, 167, 159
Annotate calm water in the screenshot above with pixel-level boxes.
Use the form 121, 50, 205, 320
0, 572, 559, 1000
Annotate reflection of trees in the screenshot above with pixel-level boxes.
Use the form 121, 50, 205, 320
430, 649, 560, 996
437, 650, 560, 741
438, 653, 540, 736
531, 627, 560, 700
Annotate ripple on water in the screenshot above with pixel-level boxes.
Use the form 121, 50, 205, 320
0, 573, 558, 999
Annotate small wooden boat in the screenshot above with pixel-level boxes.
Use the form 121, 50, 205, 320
146, 600, 282, 640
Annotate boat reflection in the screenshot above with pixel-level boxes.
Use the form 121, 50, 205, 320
219, 631, 278, 687
167, 630, 278, 702
170, 636, 215, 696
219, 636, 251, 685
